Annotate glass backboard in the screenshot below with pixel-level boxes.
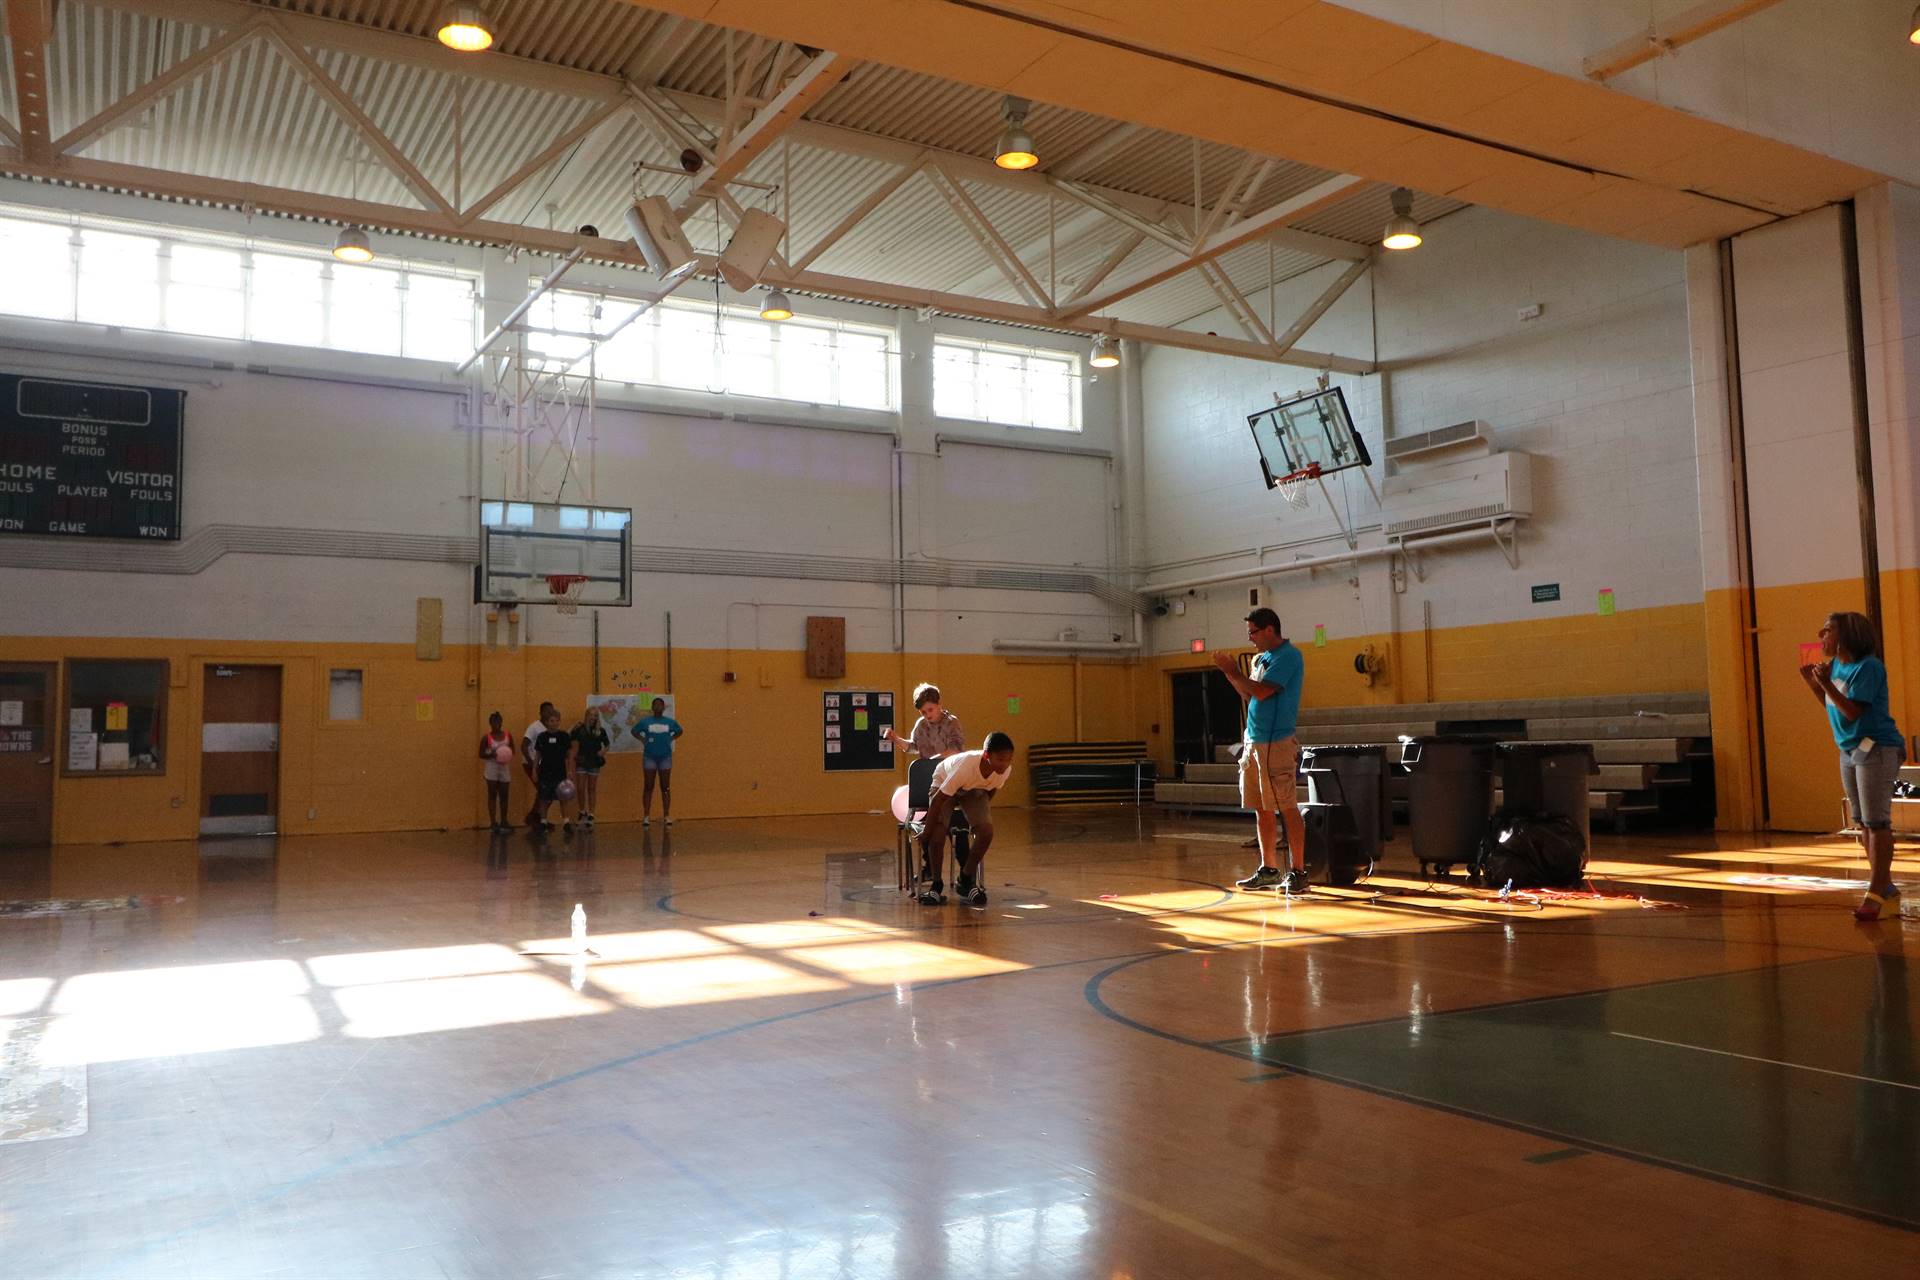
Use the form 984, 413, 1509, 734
478, 500, 633, 606
1246, 386, 1371, 489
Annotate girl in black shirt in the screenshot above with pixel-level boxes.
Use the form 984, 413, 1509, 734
571, 705, 612, 825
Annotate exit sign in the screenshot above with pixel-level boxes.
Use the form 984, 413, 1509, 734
1190, 638, 1206, 653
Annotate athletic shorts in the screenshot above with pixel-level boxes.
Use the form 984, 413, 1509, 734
1840, 740, 1906, 830
643, 757, 671, 772
1239, 737, 1300, 812
576, 765, 601, 777
483, 761, 511, 784
537, 778, 566, 803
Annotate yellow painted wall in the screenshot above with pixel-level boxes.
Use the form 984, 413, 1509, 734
1132, 601, 1711, 779
1703, 571, 1920, 834
0, 635, 1141, 845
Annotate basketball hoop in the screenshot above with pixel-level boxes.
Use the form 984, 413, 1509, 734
546, 574, 589, 615
1278, 463, 1321, 510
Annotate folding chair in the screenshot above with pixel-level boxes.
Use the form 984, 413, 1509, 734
895, 757, 971, 898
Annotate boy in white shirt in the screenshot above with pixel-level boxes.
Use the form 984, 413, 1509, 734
916, 732, 1014, 907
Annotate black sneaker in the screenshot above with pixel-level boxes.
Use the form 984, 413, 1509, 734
964, 882, 987, 907
916, 887, 945, 906
1236, 866, 1284, 891
1281, 868, 1311, 896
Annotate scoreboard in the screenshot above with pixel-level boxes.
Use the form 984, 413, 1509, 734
0, 373, 185, 541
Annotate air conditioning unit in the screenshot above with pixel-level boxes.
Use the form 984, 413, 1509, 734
1380, 451, 1532, 538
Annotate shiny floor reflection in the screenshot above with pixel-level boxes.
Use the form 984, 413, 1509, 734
0, 814, 1915, 1278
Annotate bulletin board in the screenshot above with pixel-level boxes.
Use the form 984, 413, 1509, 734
823, 689, 894, 771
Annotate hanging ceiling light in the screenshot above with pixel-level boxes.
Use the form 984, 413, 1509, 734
1910, 3, 1920, 43
1089, 334, 1120, 368
993, 96, 1039, 171
331, 225, 374, 264
759, 287, 793, 322
1381, 187, 1422, 251
436, 2, 494, 53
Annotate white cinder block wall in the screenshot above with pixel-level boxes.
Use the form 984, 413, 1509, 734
1139, 205, 1702, 665
0, 182, 1128, 658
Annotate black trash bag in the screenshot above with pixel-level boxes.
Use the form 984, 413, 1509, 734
1472, 808, 1586, 889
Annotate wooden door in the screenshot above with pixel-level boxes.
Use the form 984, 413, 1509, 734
200, 664, 281, 837
0, 663, 56, 845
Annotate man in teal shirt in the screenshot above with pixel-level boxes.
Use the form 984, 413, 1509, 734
1213, 607, 1308, 894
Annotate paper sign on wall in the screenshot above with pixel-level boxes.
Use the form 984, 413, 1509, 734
1313, 624, 1326, 648
1597, 588, 1616, 617
853, 710, 869, 731
105, 702, 128, 731
826, 740, 841, 754
1006, 696, 1021, 715
852, 694, 867, 707
0, 701, 20, 726
878, 693, 892, 707
416, 697, 434, 721
68, 732, 98, 771
69, 708, 92, 734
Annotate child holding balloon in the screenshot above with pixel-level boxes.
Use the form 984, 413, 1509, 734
531, 707, 578, 834
480, 711, 515, 832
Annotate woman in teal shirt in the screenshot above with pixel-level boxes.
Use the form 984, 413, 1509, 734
1799, 611, 1906, 921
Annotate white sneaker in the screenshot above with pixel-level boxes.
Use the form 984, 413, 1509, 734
664, 817, 675, 827
641, 817, 651, 827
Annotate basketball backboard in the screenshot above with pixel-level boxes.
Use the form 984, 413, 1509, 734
478, 500, 632, 606
1246, 386, 1371, 489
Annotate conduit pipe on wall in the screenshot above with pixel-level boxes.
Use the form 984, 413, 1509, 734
1138, 522, 1513, 597
992, 613, 1143, 654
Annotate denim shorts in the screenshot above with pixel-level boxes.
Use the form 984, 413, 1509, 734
1840, 740, 1907, 830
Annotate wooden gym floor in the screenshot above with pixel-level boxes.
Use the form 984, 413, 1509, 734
1, 810, 1916, 1279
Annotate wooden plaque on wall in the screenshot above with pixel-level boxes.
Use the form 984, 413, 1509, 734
805, 616, 846, 680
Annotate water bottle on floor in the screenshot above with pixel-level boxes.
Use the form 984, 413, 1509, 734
571, 903, 587, 952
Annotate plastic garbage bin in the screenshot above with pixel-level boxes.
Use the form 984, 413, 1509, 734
1400, 735, 1496, 876
1499, 742, 1599, 856
1302, 744, 1391, 850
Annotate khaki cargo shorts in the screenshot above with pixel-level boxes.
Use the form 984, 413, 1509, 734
1238, 737, 1300, 811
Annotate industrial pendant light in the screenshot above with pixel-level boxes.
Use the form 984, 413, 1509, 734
759, 287, 793, 322
436, 2, 494, 52
1381, 187, 1422, 251
993, 96, 1039, 170
1089, 334, 1120, 368
1910, 2, 1920, 43
331, 225, 374, 264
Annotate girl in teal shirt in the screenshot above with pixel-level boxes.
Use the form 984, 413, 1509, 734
1800, 611, 1906, 921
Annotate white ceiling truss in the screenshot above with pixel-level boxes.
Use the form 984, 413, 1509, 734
0, 0, 1452, 373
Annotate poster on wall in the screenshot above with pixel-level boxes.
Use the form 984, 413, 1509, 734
588, 692, 676, 753
0, 373, 185, 540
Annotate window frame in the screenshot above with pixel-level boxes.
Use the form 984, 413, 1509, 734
930, 335, 1083, 433
526, 287, 899, 412
61, 658, 170, 778
326, 667, 368, 725
0, 204, 479, 364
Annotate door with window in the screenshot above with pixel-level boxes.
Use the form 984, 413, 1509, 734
1169, 669, 1246, 772
0, 663, 56, 845
200, 665, 281, 837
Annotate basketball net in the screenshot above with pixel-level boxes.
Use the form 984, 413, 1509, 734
547, 574, 588, 615
1278, 464, 1320, 511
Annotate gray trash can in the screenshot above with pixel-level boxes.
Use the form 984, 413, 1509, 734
1302, 745, 1392, 849
1499, 743, 1599, 854
1400, 735, 1496, 876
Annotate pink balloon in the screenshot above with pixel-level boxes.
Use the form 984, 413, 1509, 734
890, 784, 910, 824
